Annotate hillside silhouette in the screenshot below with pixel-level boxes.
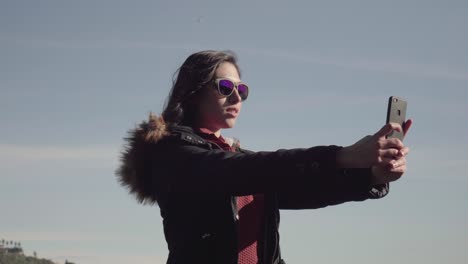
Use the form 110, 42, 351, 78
1, 238, 75, 264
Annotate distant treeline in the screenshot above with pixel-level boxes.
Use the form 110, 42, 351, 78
1, 237, 75, 264
0, 252, 55, 264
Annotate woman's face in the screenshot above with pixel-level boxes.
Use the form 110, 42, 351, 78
195, 62, 243, 133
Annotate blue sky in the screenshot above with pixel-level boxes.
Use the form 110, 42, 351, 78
1, 0, 467, 263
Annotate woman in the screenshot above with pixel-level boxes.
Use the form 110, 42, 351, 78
116, 50, 412, 264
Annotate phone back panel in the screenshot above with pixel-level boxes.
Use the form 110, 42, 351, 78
386, 96, 407, 140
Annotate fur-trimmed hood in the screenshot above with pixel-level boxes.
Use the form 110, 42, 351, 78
116, 113, 242, 205
116, 113, 172, 205
115, 113, 241, 205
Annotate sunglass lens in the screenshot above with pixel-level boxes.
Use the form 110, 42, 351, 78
237, 84, 249, 100
218, 79, 234, 96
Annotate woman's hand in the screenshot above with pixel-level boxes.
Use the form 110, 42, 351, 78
370, 154, 408, 185
337, 119, 413, 184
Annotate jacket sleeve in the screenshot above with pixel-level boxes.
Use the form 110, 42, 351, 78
154, 139, 378, 196
277, 168, 389, 210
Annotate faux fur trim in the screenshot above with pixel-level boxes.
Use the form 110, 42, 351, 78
115, 113, 170, 205
148, 113, 169, 142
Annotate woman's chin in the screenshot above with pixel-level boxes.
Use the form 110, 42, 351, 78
223, 118, 237, 129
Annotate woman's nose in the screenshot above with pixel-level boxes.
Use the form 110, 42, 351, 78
228, 88, 242, 104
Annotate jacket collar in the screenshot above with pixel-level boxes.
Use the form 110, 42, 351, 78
169, 125, 210, 146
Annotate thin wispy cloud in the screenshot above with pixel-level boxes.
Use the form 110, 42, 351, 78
0, 33, 205, 51
1, 231, 151, 242
249, 93, 383, 114
5, 31, 466, 81
0, 144, 119, 170
0, 144, 117, 161
238, 47, 468, 81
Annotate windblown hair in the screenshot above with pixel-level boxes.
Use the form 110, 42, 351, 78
162, 50, 241, 127
117, 51, 241, 205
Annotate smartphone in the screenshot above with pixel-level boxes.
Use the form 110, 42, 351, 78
386, 96, 407, 141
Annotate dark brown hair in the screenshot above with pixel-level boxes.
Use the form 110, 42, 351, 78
162, 50, 240, 126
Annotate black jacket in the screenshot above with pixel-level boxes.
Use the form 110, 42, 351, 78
116, 114, 389, 264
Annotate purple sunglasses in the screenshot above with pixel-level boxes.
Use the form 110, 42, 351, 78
214, 78, 249, 101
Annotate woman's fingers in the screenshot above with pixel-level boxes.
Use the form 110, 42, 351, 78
379, 146, 409, 158
369, 121, 411, 184
376, 157, 395, 169
380, 137, 404, 150
380, 147, 410, 158
392, 156, 407, 169
377, 156, 407, 170
403, 119, 413, 138
390, 164, 407, 174
399, 146, 410, 156
380, 148, 400, 158
342, 122, 410, 169
373, 122, 403, 139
